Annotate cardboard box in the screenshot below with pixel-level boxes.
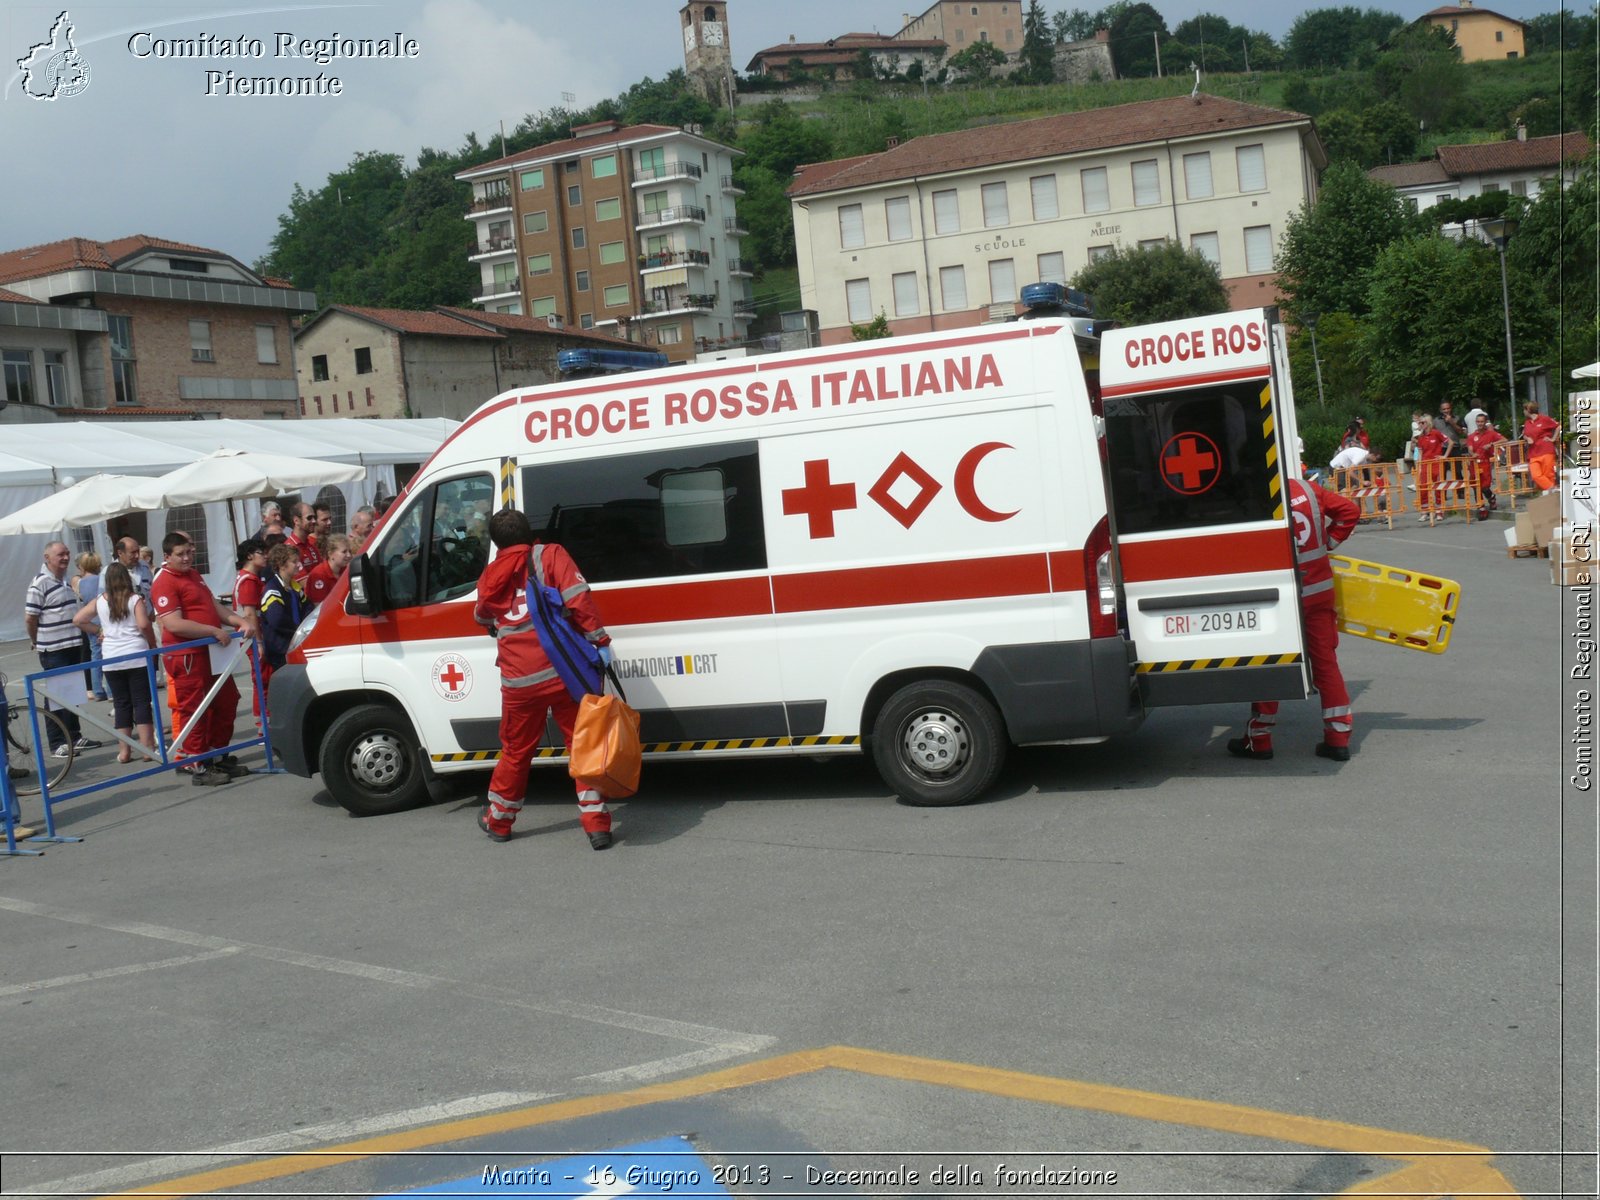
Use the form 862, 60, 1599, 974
1514, 511, 1536, 546
1526, 490, 1563, 547
1550, 533, 1597, 587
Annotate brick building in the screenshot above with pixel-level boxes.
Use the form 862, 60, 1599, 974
0, 235, 314, 422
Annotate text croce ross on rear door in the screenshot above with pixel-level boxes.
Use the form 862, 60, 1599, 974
270, 313, 1303, 815
1099, 309, 1309, 710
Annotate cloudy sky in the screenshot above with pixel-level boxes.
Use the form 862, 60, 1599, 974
5, 0, 1393, 268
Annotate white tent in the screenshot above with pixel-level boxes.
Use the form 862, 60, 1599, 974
1574, 362, 1599, 380
0, 418, 456, 641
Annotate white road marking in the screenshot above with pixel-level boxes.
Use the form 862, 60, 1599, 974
0, 948, 239, 997
0, 895, 777, 1149
28, 1092, 558, 1197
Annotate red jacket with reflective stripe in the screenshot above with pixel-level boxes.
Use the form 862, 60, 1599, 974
1290, 478, 1359, 610
473, 542, 609, 688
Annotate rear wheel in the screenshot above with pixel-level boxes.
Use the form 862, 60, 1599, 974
5, 710, 74, 798
318, 703, 430, 816
870, 681, 1005, 807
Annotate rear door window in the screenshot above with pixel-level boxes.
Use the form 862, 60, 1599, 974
1104, 382, 1279, 536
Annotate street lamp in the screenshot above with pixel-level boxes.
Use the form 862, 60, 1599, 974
1303, 312, 1327, 409
1481, 215, 1519, 435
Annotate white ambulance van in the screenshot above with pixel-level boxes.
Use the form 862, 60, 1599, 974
270, 308, 1309, 814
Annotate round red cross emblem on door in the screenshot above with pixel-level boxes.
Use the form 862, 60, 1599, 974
430, 653, 473, 703
1158, 432, 1223, 496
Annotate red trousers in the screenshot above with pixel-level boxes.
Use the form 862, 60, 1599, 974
1244, 603, 1351, 750
484, 681, 610, 837
167, 648, 240, 760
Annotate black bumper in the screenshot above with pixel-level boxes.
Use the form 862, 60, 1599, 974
973, 638, 1142, 744
266, 664, 317, 778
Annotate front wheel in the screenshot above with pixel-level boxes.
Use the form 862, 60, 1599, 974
6, 710, 74, 798
318, 703, 430, 817
870, 681, 1005, 807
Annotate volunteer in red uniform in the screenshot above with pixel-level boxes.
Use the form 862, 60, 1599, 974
150, 532, 254, 786
1466, 413, 1507, 520
285, 503, 322, 581
1521, 400, 1561, 491
1228, 476, 1361, 762
302, 535, 351, 610
233, 538, 270, 724
1414, 415, 1450, 521
473, 508, 615, 849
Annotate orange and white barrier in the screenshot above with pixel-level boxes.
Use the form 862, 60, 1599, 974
1329, 463, 1404, 529
1415, 457, 1481, 524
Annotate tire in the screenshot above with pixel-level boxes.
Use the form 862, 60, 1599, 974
318, 703, 430, 817
870, 680, 1006, 807
6, 710, 74, 798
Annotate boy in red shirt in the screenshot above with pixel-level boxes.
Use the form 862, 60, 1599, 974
150, 532, 255, 785
473, 509, 615, 849
1466, 413, 1507, 520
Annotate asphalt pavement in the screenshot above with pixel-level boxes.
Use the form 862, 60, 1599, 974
0, 512, 1593, 1198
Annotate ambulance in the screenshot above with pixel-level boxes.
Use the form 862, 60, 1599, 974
270, 306, 1309, 815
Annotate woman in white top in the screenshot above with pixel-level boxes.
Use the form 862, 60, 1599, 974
73, 563, 157, 763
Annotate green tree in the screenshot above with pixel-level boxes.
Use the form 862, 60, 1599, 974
739, 99, 835, 178
1275, 160, 1419, 320
947, 40, 1007, 81
1108, 2, 1168, 78
1067, 242, 1229, 324
1021, 0, 1056, 83
1508, 149, 1598, 386
1315, 110, 1376, 165
1525, 9, 1598, 54
1169, 12, 1257, 73
1372, 22, 1466, 131
615, 71, 716, 128
1287, 312, 1368, 416
734, 163, 798, 269
1360, 100, 1419, 165
851, 311, 892, 340
1284, 6, 1404, 71
1363, 234, 1554, 411
259, 151, 409, 301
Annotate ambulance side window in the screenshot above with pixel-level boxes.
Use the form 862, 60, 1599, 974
524, 441, 765, 583
372, 473, 495, 607
1103, 382, 1279, 536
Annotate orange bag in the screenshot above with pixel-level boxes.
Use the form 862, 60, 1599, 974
568, 690, 641, 798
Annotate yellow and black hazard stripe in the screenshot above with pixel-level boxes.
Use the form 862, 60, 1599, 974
1136, 652, 1302, 675
432, 735, 860, 764
498, 457, 517, 508
1260, 382, 1283, 520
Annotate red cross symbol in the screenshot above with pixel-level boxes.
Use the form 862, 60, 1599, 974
782, 459, 857, 539
1160, 433, 1222, 496
438, 662, 466, 692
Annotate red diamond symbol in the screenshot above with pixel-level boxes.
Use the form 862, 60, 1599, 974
867, 452, 942, 529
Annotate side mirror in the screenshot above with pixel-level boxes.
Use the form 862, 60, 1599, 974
346, 552, 382, 615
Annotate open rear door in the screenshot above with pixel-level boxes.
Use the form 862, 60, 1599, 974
1099, 309, 1309, 708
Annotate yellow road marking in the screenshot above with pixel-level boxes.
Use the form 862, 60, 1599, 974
99, 1045, 1502, 1199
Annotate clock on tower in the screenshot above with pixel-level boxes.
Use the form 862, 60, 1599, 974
680, 2, 732, 106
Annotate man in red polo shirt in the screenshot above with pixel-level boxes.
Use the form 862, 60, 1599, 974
150, 532, 255, 786
285, 503, 322, 582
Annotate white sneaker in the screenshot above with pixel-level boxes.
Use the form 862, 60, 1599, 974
51, 745, 70, 758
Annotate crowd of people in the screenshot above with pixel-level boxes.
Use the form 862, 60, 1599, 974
16, 497, 372, 790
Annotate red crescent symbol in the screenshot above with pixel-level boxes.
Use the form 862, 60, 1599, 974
954, 442, 1018, 522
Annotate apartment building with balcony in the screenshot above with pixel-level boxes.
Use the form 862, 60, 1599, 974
788, 94, 1327, 343
454, 120, 754, 363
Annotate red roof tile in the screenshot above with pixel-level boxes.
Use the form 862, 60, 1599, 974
1367, 159, 1453, 188
1420, 5, 1526, 28
1435, 131, 1592, 176
0, 234, 287, 287
789, 94, 1316, 197
319, 305, 501, 338
434, 307, 638, 346
0, 286, 43, 304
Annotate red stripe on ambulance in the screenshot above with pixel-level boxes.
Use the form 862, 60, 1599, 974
1118, 528, 1292, 583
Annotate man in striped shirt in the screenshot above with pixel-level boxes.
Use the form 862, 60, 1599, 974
24, 542, 101, 755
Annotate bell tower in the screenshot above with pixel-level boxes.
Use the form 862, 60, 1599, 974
680, 2, 733, 107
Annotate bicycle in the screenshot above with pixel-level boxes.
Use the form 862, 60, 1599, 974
3, 672, 74, 798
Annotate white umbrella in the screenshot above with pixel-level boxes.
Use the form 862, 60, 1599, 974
0, 472, 146, 536
126, 449, 365, 509
1574, 362, 1599, 380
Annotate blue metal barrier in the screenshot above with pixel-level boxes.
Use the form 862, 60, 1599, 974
14, 631, 280, 849
1, 721, 42, 856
